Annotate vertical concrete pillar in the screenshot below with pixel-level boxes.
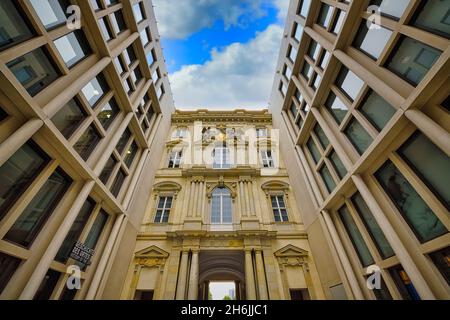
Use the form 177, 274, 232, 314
321, 210, 364, 300
187, 250, 199, 300
0, 118, 43, 167
176, 251, 189, 299
244, 249, 257, 300
351, 174, 435, 299
255, 250, 268, 300
19, 180, 95, 300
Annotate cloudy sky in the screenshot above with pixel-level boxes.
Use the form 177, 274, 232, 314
152, 0, 290, 110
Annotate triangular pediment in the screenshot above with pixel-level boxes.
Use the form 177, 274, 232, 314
274, 244, 308, 258
135, 245, 169, 259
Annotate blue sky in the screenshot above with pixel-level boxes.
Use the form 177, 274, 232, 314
153, 0, 290, 110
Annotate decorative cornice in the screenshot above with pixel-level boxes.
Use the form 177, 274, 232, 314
172, 109, 272, 124
182, 165, 260, 177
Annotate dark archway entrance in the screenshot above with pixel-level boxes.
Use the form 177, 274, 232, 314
198, 251, 245, 300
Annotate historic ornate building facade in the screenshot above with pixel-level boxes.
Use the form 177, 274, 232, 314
121, 109, 325, 300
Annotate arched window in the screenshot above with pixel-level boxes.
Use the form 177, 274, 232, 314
213, 147, 231, 169
211, 187, 232, 224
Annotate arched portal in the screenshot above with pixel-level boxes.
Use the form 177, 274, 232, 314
198, 251, 245, 300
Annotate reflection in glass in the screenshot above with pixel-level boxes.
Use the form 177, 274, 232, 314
359, 90, 396, 131
0, 0, 35, 51
325, 92, 348, 124
344, 118, 373, 155
52, 98, 86, 139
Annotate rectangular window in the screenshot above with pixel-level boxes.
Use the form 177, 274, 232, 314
306, 138, 321, 164
359, 90, 396, 131
81, 74, 109, 108
398, 132, 450, 210
110, 10, 126, 35
353, 20, 393, 60
375, 160, 447, 243
338, 205, 375, 267
261, 150, 274, 168
320, 165, 336, 193
317, 3, 333, 29
99, 18, 113, 41
332, 10, 346, 34
0, 253, 21, 294
53, 30, 91, 68
98, 98, 119, 130
5, 168, 72, 248
292, 22, 303, 41
389, 265, 421, 300
369, 0, 410, 20
154, 196, 172, 223
290, 289, 310, 300
124, 141, 138, 168
134, 290, 154, 300
74, 125, 102, 161
325, 92, 348, 124
344, 118, 373, 155
313, 124, 329, 149
7, 47, 60, 96
271, 195, 289, 222
297, 0, 311, 18
140, 28, 151, 47
30, 0, 70, 30
385, 36, 442, 86
328, 150, 347, 179
33, 269, 60, 300
55, 198, 96, 263
429, 247, 450, 286
410, 1, 450, 39
319, 51, 331, 70
0, 0, 35, 51
133, 2, 146, 23
0, 141, 50, 220
213, 147, 231, 169
335, 67, 365, 102
168, 151, 182, 168
52, 98, 87, 139
307, 40, 321, 61
110, 169, 127, 197
116, 129, 132, 154
84, 210, 108, 250
352, 193, 395, 259
99, 156, 118, 184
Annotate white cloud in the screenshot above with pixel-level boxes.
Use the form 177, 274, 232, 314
273, 0, 290, 20
153, 0, 269, 40
170, 24, 284, 109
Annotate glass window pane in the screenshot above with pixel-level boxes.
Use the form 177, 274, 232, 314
411, 0, 450, 38
307, 138, 321, 164
0, 0, 35, 51
30, 0, 70, 29
0, 142, 49, 220
116, 129, 131, 154
375, 160, 447, 242
352, 193, 395, 259
336, 67, 365, 102
298, 0, 311, 17
371, 276, 393, 300
313, 124, 329, 149
359, 90, 396, 131
133, 3, 145, 23
7, 47, 60, 96
353, 21, 393, 59
398, 133, 450, 210
98, 98, 119, 130
33, 269, 60, 300
81, 74, 109, 107
320, 165, 336, 193
124, 141, 138, 167
332, 10, 346, 34
140, 28, 150, 46
74, 125, 102, 161
307, 41, 321, 61
98, 18, 112, 41
99, 157, 117, 184
5, 169, 72, 248
338, 205, 375, 267
325, 92, 348, 124
52, 98, 86, 139
369, 0, 410, 20
84, 210, 108, 249
0, 253, 21, 294
386, 37, 442, 86
55, 198, 96, 263
429, 247, 450, 286
320, 51, 331, 69
317, 4, 333, 28
110, 10, 126, 35
53, 31, 91, 68
389, 265, 421, 300
344, 118, 373, 155
110, 169, 126, 197
328, 150, 347, 179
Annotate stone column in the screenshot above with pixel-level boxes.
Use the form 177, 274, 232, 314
187, 181, 195, 217
0, 118, 43, 167
247, 180, 256, 216
321, 210, 364, 300
20, 180, 95, 299
176, 251, 189, 299
198, 181, 205, 218
255, 250, 268, 300
187, 250, 199, 300
239, 181, 247, 217
351, 174, 435, 299
244, 249, 257, 300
